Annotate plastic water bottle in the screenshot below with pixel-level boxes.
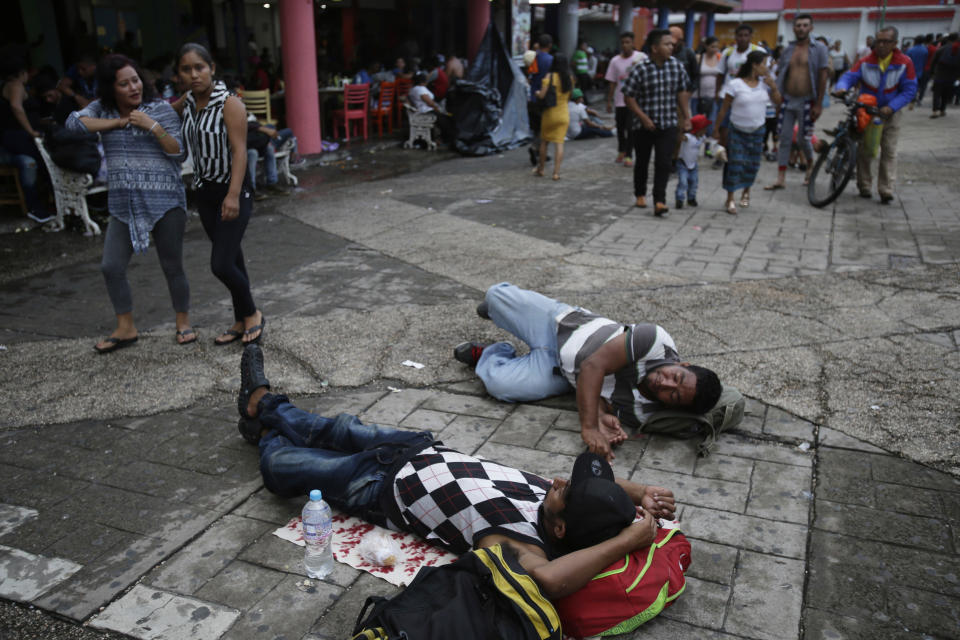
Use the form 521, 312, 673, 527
302, 489, 334, 579
864, 116, 883, 159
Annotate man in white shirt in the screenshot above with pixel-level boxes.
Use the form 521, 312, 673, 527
604, 32, 648, 166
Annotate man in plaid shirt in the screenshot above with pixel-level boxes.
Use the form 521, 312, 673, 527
622, 29, 693, 216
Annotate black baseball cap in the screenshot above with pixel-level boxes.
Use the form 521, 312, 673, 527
561, 452, 636, 551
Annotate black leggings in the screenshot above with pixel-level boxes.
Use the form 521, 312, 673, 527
196, 180, 257, 321
615, 106, 635, 157
633, 126, 678, 203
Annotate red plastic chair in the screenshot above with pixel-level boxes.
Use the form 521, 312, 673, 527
371, 81, 396, 138
332, 83, 370, 142
394, 76, 413, 127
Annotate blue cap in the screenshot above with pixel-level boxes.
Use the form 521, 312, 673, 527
310, 489, 322, 501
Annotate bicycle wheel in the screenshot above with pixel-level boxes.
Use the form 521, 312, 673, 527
808, 135, 856, 208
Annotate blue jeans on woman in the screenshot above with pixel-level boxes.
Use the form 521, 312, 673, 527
258, 394, 433, 526
475, 283, 574, 402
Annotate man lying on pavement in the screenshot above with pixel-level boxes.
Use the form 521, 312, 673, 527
236, 344, 676, 598
454, 282, 723, 461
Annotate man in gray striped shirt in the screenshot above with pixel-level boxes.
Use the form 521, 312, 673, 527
455, 283, 722, 461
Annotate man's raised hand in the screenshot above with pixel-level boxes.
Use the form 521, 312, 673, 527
640, 485, 676, 519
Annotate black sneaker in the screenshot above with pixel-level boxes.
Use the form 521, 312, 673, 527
528, 147, 538, 166
454, 341, 489, 367
675, 200, 683, 210
879, 193, 894, 204
237, 417, 263, 445
238, 344, 271, 420
476, 301, 490, 319
687, 198, 698, 207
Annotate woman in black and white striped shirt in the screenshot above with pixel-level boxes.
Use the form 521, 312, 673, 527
174, 43, 264, 345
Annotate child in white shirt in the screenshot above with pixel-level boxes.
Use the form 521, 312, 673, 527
675, 114, 712, 208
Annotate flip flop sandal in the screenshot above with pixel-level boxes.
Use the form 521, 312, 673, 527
214, 329, 243, 346
176, 328, 197, 345
243, 315, 266, 344
94, 336, 138, 354
764, 183, 785, 191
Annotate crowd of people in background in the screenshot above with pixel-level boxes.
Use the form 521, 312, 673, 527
522, 22, 960, 215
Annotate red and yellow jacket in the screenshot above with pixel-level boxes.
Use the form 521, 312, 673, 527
837, 49, 917, 112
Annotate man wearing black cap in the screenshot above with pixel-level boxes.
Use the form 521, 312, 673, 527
237, 344, 675, 598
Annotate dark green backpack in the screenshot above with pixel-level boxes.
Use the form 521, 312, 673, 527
641, 386, 745, 456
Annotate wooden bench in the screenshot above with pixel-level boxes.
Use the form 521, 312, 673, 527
34, 137, 297, 236
402, 104, 438, 151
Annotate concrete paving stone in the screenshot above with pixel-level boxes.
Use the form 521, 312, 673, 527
474, 442, 577, 480
684, 537, 738, 585
148, 515, 272, 595
818, 426, 889, 453
100, 460, 254, 510
746, 461, 812, 525
681, 505, 808, 559
883, 586, 960, 639
439, 379, 489, 396
817, 448, 873, 480
0, 430, 119, 482
637, 435, 699, 475
815, 473, 878, 509
232, 489, 302, 526
398, 408, 457, 432
0, 544, 83, 602
0, 462, 92, 510
294, 391, 388, 419
658, 575, 729, 630
693, 453, 755, 484
724, 551, 804, 640
237, 528, 361, 589
537, 428, 588, 457
802, 608, 924, 640
89, 584, 239, 640
624, 615, 746, 639
419, 392, 515, 420
194, 560, 286, 611
551, 410, 581, 433
431, 414, 499, 455
732, 413, 764, 437
43, 520, 138, 566
710, 437, 813, 468
489, 404, 560, 448
35, 533, 170, 619
359, 389, 436, 426
222, 573, 343, 640
870, 455, 960, 493
873, 482, 945, 519
174, 444, 262, 483
0, 509, 109, 558
763, 407, 815, 441
0, 503, 37, 536
629, 467, 748, 513
814, 500, 952, 552
309, 572, 401, 638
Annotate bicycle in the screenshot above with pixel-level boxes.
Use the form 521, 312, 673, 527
807, 92, 879, 208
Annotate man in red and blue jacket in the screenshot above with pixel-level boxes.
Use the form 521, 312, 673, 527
835, 26, 917, 203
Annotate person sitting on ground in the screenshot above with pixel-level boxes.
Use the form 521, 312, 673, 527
566, 88, 614, 140
454, 283, 723, 461
236, 343, 674, 597
406, 71, 456, 147
245, 110, 294, 200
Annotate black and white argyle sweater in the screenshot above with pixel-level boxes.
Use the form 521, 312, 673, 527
392, 446, 552, 554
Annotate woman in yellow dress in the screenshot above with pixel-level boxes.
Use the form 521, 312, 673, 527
534, 53, 574, 180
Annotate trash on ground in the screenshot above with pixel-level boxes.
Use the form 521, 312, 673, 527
797, 442, 811, 452
387, 386, 402, 393
870, 405, 881, 410
475, 199, 493, 204
401, 360, 425, 369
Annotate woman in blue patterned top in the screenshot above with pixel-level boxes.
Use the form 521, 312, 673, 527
67, 54, 193, 354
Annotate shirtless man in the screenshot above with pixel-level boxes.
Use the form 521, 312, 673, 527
766, 14, 830, 190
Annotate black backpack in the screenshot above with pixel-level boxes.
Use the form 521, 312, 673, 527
349, 545, 561, 640
43, 126, 101, 176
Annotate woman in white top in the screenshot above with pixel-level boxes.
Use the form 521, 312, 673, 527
715, 51, 781, 214
695, 37, 723, 138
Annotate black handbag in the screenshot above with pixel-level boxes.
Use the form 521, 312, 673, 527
542, 73, 557, 108
43, 126, 101, 176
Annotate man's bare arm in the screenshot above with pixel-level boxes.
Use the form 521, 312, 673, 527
614, 477, 676, 519
576, 334, 630, 460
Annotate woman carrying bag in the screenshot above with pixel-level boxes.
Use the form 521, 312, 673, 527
534, 53, 574, 180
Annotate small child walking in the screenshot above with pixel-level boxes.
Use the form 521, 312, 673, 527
675, 114, 711, 209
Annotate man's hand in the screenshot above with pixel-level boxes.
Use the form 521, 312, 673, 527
598, 413, 628, 447
811, 102, 822, 121
582, 428, 613, 461
639, 485, 676, 519
879, 106, 893, 119
831, 89, 846, 99
639, 113, 655, 130
680, 116, 691, 132
619, 509, 657, 550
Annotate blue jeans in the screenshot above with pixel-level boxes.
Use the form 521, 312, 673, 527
475, 283, 574, 402
247, 144, 278, 188
258, 394, 433, 526
675, 162, 698, 202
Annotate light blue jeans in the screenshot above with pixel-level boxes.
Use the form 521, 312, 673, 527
247, 144, 278, 188
475, 283, 574, 402
675, 162, 698, 202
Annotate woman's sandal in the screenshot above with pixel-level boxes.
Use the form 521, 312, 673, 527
243, 315, 266, 345
726, 201, 737, 215
94, 335, 138, 354
552, 173, 560, 181
176, 328, 197, 345
214, 329, 243, 346
531, 168, 544, 177
739, 193, 750, 208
